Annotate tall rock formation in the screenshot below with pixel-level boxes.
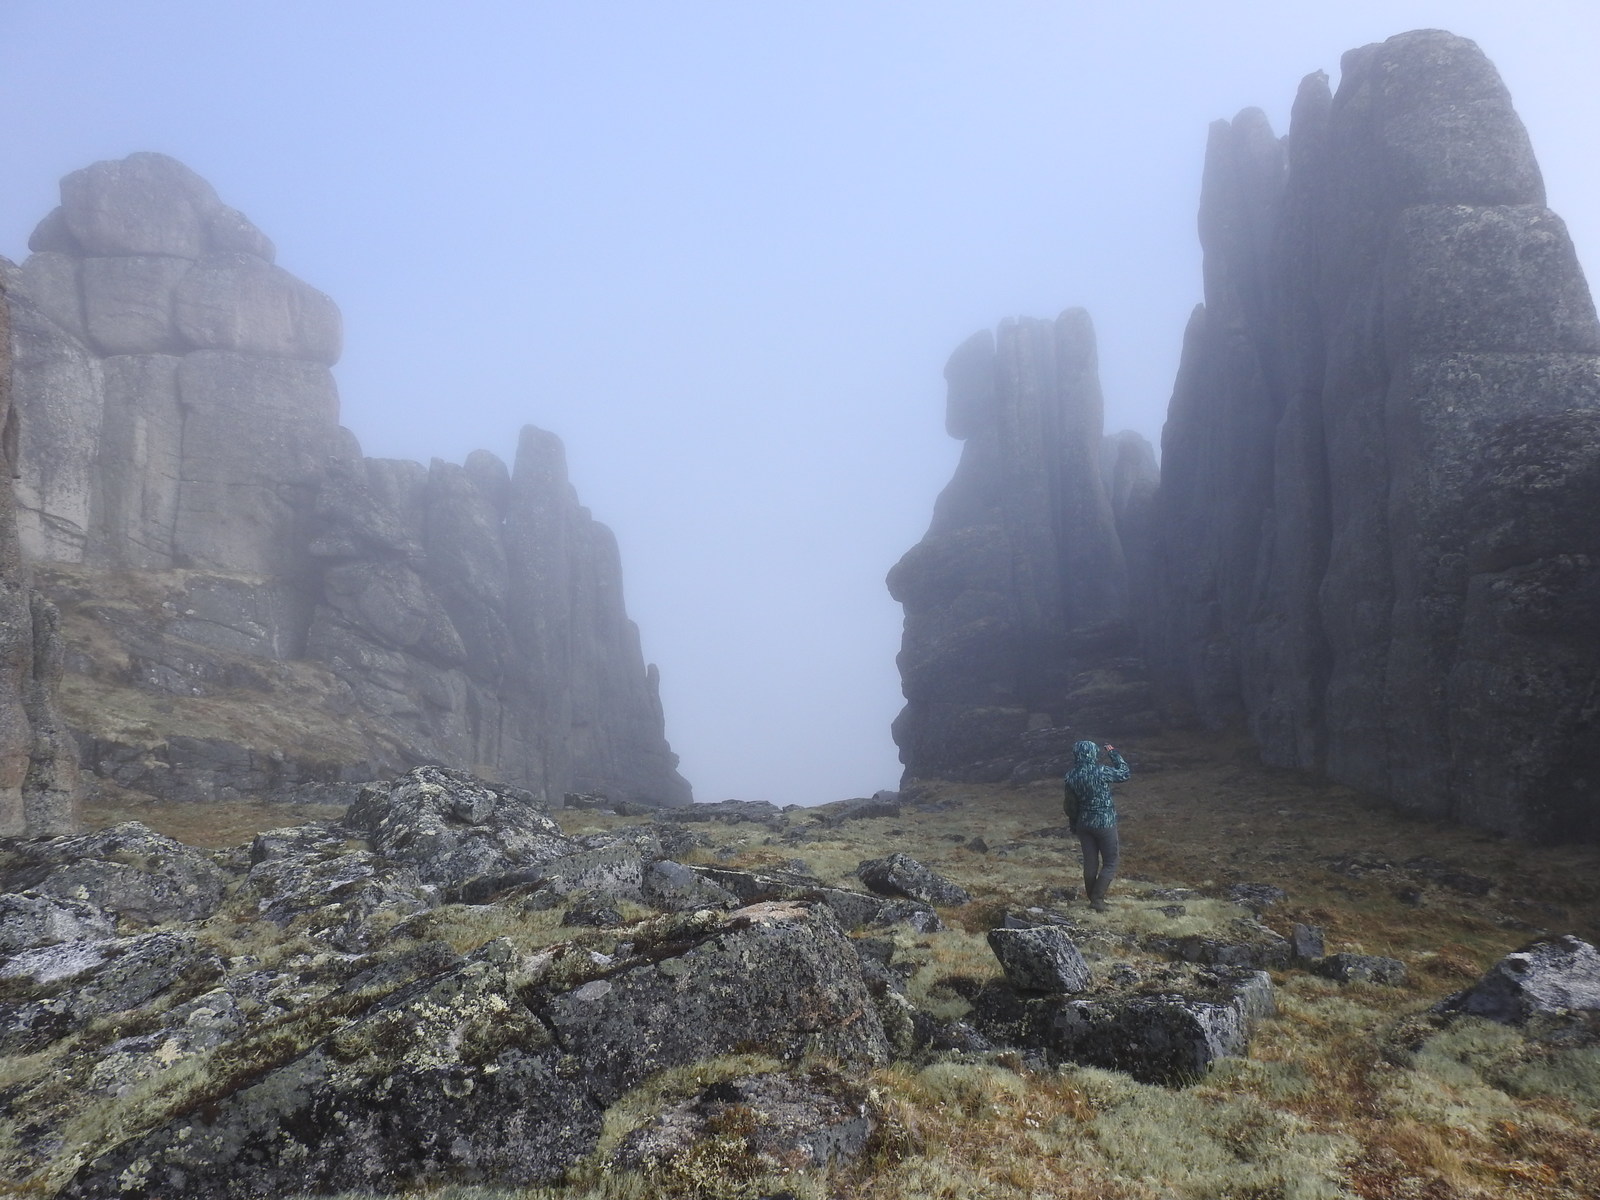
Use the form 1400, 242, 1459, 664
1147, 30, 1600, 839
888, 311, 1156, 782
4, 153, 691, 808
0, 273, 82, 835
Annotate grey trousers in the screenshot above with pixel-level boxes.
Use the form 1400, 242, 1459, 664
1078, 826, 1120, 899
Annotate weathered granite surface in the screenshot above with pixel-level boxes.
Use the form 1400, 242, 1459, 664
4, 154, 690, 808
888, 313, 1158, 782
1145, 30, 1600, 839
0, 272, 81, 835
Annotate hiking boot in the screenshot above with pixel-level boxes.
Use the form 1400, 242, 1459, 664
1090, 897, 1108, 913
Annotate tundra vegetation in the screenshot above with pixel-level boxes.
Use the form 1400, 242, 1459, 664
2, 729, 1595, 1200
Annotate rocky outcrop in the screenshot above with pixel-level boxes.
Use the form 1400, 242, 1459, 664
0, 272, 82, 835
892, 32, 1599, 842
888, 314, 1158, 782
1145, 30, 1600, 840
4, 153, 690, 808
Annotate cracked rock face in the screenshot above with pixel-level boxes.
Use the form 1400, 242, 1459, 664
888, 315, 1158, 783
4, 154, 692, 810
1143, 30, 1600, 839
0, 271, 81, 836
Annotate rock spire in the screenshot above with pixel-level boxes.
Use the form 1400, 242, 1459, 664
1146, 29, 1600, 839
888, 311, 1156, 782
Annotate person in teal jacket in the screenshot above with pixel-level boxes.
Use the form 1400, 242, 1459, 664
1064, 739, 1130, 912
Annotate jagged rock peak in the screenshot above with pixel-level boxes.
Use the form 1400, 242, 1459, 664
889, 310, 1155, 784
5, 154, 692, 810
1145, 28, 1600, 839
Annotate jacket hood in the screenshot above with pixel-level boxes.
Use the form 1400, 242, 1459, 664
1072, 740, 1100, 766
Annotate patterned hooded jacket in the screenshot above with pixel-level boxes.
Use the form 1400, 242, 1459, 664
1064, 740, 1130, 830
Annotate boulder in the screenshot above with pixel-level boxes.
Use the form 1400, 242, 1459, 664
1032, 967, 1275, 1084
1290, 922, 1325, 963
822, 793, 904, 824
2, 821, 227, 924
857, 853, 971, 907
341, 765, 576, 893
987, 925, 1092, 993
661, 798, 785, 825
541, 901, 890, 1104
1443, 935, 1600, 1023
687, 862, 942, 931
85, 988, 246, 1097
1148, 917, 1292, 970
971, 963, 1275, 1085
1227, 882, 1286, 910
1314, 954, 1409, 987
58, 153, 220, 258
245, 846, 434, 951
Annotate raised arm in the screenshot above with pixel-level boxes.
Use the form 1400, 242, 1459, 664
1103, 748, 1130, 783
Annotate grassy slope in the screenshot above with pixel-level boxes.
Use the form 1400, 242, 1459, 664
64, 729, 1600, 1200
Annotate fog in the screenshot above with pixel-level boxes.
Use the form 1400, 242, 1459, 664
2, 2, 1596, 805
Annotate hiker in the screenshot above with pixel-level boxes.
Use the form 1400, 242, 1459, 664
1064, 739, 1130, 912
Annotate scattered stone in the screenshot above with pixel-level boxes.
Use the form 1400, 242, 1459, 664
660, 799, 785, 825
1148, 918, 1291, 970
1405, 857, 1495, 897
823, 794, 904, 824
1228, 882, 1287, 910
613, 1072, 873, 1173
1314, 954, 1409, 987
562, 901, 624, 928
987, 926, 1092, 993
1157, 904, 1187, 919
857, 853, 971, 907
1141, 887, 1198, 902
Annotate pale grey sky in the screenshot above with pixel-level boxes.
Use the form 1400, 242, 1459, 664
3, 3, 1596, 804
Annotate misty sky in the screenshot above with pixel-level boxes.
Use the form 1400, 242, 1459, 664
2, 3, 1596, 806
